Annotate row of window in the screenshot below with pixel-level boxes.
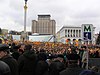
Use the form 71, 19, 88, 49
65, 30, 81, 37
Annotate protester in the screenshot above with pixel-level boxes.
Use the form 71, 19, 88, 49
49, 54, 65, 75
82, 46, 88, 69
18, 44, 37, 75
90, 66, 99, 73
79, 70, 100, 75
35, 52, 49, 75
11, 45, 21, 61
1, 39, 100, 75
79, 47, 84, 67
0, 44, 18, 75
60, 53, 84, 75
0, 39, 2, 44
0, 60, 11, 75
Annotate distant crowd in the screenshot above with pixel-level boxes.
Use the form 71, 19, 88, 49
0, 39, 100, 75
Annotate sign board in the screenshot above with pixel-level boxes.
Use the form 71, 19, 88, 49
82, 24, 93, 41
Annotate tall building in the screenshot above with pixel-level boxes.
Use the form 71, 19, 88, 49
32, 15, 56, 35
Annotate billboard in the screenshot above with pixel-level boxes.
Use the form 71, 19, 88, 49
82, 24, 93, 41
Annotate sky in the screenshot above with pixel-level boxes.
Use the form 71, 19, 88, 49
0, 0, 100, 34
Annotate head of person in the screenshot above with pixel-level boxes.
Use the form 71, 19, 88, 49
67, 47, 72, 54
0, 44, 10, 59
12, 45, 20, 51
24, 44, 32, 51
37, 52, 47, 61
57, 54, 64, 62
79, 70, 100, 75
82, 46, 87, 51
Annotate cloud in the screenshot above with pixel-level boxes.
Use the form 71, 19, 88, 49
0, 0, 100, 33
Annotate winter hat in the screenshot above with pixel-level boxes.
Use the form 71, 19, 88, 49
79, 70, 100, 75
0, 44, 10, 52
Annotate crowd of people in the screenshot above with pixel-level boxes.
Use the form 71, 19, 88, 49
0, 39, 100, 75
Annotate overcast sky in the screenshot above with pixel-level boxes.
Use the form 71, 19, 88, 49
0, 0, 100, 33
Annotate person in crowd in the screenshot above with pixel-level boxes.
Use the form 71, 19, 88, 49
82, 46, 88, 69
89, 49, 95, 58
60, 53, 84, 75
18, 44, 37, 75
49, 54, 65, 75
0, 39, 2, 44
94, 50, 99, 58
79, 70, 100, 75
79, 47, 84, 67
0, 44, 18, 75
0, 60, 11, 75
18, 49, 24, 55
18, 44, 25, 53
35, 52, 49, 75
46, 54, 55, 66
11, 45, 21, 61
90, 66, 99, 73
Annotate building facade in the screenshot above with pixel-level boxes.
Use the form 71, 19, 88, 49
32, 15, 56, 35
1, 29, 8, 35
56, 24, 96, 45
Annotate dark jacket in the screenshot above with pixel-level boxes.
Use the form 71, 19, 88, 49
60, 64, 84, 75
49, 60, 65, 75
0, 55, 18, 75
35, 60, 49, 75
18, 50, 37, 75
11, 50, 20, 61
35, 52, 49, 75
0, 61, 11, 75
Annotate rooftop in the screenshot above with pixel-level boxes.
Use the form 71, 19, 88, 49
38, 15, 51, 17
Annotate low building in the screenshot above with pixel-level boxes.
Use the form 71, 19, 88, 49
1, 29, 8, 35
56, 24, 95, 45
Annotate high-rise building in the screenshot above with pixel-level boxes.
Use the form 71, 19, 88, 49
32, 15, 56, 35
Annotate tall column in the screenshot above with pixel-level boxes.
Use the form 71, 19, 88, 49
75, 30, 76, 37
77, 30, 79, 37
72, 29, 74, 37
76, 30, 78, 37
65, 30, 67, 37
68, 30, 69, 37
21, 0, 28, 42
70, 30, 72, 37
69, 29, 71, 37
24, 0, 28, 33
